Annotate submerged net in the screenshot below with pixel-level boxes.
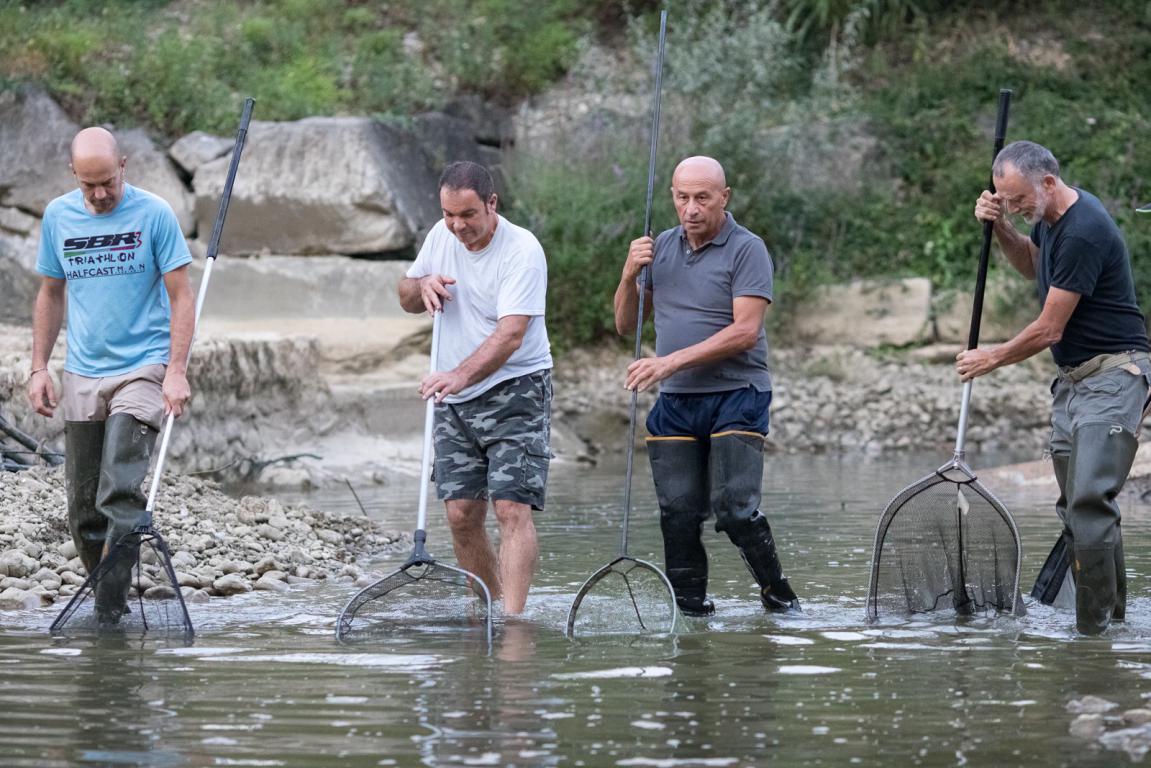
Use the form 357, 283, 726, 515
49, 529, 194, 639
336, 560, 493, 645
867, 462, 1023, 622
567, 556, 678, 637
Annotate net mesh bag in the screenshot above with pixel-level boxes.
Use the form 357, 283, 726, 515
866, 463, 1023, 622
567, 556, 678, 637
337, 560, 493, 644
50, 529, 194, 639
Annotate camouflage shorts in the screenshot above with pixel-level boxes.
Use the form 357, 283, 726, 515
433, 369, 552, 510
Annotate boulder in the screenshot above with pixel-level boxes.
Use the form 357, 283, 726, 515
169, 131, 234, 176
0, 206, 38, 236
442, 95, 513, 147
0, 88, 77, 216
0, 255, 38, 324
0, 89, 193, 235
788, 277, 933, 347
116, 128, 195, 235
191, 117, 443, 256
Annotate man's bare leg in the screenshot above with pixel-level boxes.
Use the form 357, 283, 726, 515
493, 499, 538, 615
445, 499, 501, 600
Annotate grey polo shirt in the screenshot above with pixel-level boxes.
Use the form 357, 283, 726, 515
645, 211, 773, 393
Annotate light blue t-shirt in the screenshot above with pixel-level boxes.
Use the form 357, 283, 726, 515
36, 184, 192, 377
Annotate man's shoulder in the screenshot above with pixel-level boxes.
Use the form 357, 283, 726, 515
123, 184, 179, 217
497, 216, 545, 256
725, 216, 767, 248
42, 189, 82, 220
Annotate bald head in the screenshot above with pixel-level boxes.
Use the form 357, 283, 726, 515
671, 156, 730, 248
71, 127, 120, 165
70, 127, 126, 214
672, 156, 727, 189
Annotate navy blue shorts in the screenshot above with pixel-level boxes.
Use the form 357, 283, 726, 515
645, 387, 772, 440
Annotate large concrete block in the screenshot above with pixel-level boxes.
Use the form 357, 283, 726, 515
192, 117, 443, 256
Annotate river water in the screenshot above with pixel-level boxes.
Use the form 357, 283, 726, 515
2, 451, 1151, 767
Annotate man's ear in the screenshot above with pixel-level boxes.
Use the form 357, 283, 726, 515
488, 193, 499, 211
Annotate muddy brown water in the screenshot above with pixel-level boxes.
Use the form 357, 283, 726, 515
1, 451, 1150, 767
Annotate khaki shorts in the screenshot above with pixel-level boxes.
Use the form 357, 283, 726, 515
61, 364, 166, 430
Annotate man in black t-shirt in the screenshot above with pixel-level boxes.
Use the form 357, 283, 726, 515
958, 140, 1151, 635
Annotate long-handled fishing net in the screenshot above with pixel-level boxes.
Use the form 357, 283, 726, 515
566, 11, 678, 639
336, 311, 494, 646
51, 98, 256, 638
866, 89, 1025, 622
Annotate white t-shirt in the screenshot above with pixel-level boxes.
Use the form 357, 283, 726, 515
406, 214, 552, 403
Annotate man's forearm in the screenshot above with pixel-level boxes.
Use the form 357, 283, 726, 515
994, 219, 1037, 279
167, 292, 194, 374
398, 277, 425, 314
663, 321, 759, 375
31, 284, 64, 369
453, 319, 527, 388
613, 276, 640, 335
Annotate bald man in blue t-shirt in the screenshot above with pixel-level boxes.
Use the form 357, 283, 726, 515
614, 156, 800, 617
27, 127, 194, 625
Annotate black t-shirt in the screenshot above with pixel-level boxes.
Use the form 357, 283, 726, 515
1031, 188, 1149, 367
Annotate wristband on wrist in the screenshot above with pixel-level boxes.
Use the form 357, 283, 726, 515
30, 367, 47, 376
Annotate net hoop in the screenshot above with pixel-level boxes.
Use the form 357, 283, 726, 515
866, 458, 1023, 623
336, 557, 494, 647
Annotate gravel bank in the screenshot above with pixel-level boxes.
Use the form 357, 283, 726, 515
553, 343, 1054, 458
0, 467, 405, 611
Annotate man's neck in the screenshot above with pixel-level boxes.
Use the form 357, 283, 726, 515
1045, 181, 1079, 225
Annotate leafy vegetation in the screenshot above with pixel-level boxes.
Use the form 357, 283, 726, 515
3, 0, 1150, 349
0, 0, 586, 135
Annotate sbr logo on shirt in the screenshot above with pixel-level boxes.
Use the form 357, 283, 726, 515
61, 230, 147, 280
63, 231, 142, 252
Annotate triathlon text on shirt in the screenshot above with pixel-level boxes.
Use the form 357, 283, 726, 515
61, 231, 146, 280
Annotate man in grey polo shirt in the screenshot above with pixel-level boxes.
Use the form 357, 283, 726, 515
613, 155, 799, 617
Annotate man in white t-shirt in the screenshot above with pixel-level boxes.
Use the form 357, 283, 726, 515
398, 161, 553, 615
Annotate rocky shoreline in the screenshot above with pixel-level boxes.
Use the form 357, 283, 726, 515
0, 466, 404, 611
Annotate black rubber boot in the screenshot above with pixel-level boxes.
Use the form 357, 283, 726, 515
710, 432, 800, 613
93, 413, 157, 625
647, 438, 714, 616
1066, 423, 1137, 635
64, 421, 106, 574
1031, 453, 1075, 608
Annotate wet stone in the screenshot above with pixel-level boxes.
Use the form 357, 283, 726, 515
1124, 709, 1151, 726
1068, 696, 1120, 715
0, 587, 39, 611
1069, 714, 1106, 740
212, 573, 252, 595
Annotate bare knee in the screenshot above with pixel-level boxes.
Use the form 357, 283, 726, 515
446, 500, 487, 537
493, 500, 535, 534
